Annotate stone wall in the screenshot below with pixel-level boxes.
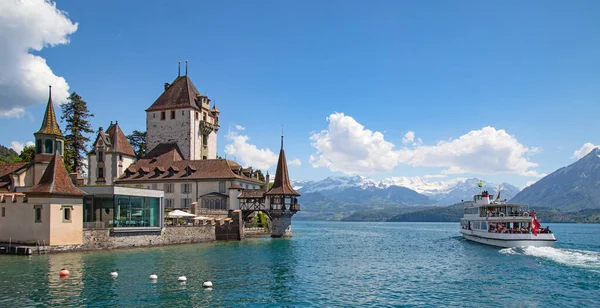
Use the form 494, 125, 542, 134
81, 225, 215, 250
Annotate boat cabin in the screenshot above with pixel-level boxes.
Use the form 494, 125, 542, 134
463, 191, 530, 218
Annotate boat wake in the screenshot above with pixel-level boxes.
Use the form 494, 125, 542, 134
500, 246, 600, 269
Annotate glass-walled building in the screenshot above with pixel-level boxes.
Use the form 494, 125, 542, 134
80, 186, 164, 231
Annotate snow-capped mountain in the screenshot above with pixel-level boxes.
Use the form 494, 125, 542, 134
291, 176, 520, 205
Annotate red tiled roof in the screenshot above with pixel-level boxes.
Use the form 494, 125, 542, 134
105, 122, 135, 156
117, 158, 263, 184
25, 153, 86, 197
146, 76, 204, 111
238, 189, 266, 198
144, 143, 184, 162
0, 162, 30, 178
229, 183, 244, 189
116, 144, 262, 184
266, 139, 300, 196
89, 122, 136, 157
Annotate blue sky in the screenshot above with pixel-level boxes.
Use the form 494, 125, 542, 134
1, 0, 600, 188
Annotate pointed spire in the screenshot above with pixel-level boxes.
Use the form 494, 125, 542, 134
185, 60, 188, 76
211, 101, 219, 114
36, 85, 62, 136
178, 61, 181, 77
25, 152, 86, 196
266, 135, 300, 196
281, 126, 284, 150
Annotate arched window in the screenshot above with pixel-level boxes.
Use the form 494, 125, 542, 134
36, 139, 42, 154
55, 141, 62, 155
45, 139, 53, 154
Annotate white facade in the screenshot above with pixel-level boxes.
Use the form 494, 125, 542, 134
146, 107, 218, 161
89, 152, 135, 185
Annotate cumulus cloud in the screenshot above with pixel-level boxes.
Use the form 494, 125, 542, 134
224, 130, 302, 170
402, 131, 423, 146
234, 125, 245, 131
0, 0, 78, 117
402, 131, 415, 144
309, 113, 401, 174
288, 158, 302, 166
10, 141, 34, 153
572, 142, 599, 159
309, 112, 543, 177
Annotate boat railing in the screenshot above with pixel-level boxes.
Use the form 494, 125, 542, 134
479, 211, 532, 218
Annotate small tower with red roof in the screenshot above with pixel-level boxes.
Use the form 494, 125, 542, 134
266, 135, 301, 237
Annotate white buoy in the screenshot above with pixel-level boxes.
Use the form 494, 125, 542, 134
178, 276, 187, 282
202, 281, 213, 288
110, 270, 118, 278
149, 274, 158, 280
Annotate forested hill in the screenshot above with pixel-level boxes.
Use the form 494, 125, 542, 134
0, 145, 19, 163
387, 204, 600, 223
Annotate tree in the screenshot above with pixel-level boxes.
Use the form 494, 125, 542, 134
19, 145, 35, 162
126, 130, 146, 159
62, 92, 94, 174
255, 169, 265, 182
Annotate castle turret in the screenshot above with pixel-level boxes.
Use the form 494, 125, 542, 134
145, 64, 219, 160
88, 121, 136, 185
266, 135, 300, 237
33, 86, 65, 184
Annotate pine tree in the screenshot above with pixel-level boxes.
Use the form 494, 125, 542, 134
62, 92, 94, 174
126, 130, 147, 159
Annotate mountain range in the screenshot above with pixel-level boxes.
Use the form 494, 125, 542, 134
510, 147, 600, 212
291, 176, 520, 220
293, 148, 600, 222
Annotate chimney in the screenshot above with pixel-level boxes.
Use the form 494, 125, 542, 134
164, 83, 170, 91
265, 172, 270, 189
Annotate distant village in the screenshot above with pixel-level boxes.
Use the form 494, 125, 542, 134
0, 66, 301, 254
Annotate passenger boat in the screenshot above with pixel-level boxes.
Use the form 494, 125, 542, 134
459, 183, 556, 248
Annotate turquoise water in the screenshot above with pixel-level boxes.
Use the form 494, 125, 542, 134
1, 222, 599, 307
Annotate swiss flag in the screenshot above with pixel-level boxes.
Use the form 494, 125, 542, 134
531, 211, 541, 236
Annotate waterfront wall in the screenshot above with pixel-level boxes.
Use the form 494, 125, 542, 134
81, 225, 215, 250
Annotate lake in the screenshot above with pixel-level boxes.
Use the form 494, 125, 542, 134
0, 222, 599, 307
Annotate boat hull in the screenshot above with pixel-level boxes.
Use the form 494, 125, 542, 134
460, 230, 556, 248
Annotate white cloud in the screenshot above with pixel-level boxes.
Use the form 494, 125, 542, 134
224, 131, 302, 170
402, 131, 415, 144
288, 158, 302, 166
224, 131, 277, 170
402, 131, 422, 146
234, 125, 245, 131
0, 0, 78, 117
572, 142, 599, 159
10, 141, 34, 153
309, 112, 542, 177
309, 113, 402, 174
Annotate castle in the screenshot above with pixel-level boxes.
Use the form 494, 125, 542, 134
87, 65, 301, 236
0, 64, 300, 243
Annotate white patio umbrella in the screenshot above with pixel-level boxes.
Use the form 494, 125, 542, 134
167, 210, 196, 225
193, 216, 210, 220
168, 210, 196, 218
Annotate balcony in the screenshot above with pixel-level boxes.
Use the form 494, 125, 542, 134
199, 120, 220, 135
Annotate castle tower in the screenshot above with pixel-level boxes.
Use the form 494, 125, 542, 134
33, 86, 65, 184
88, 121, 136, 185
266, 136, 301, 238
145, 65, 219, 160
